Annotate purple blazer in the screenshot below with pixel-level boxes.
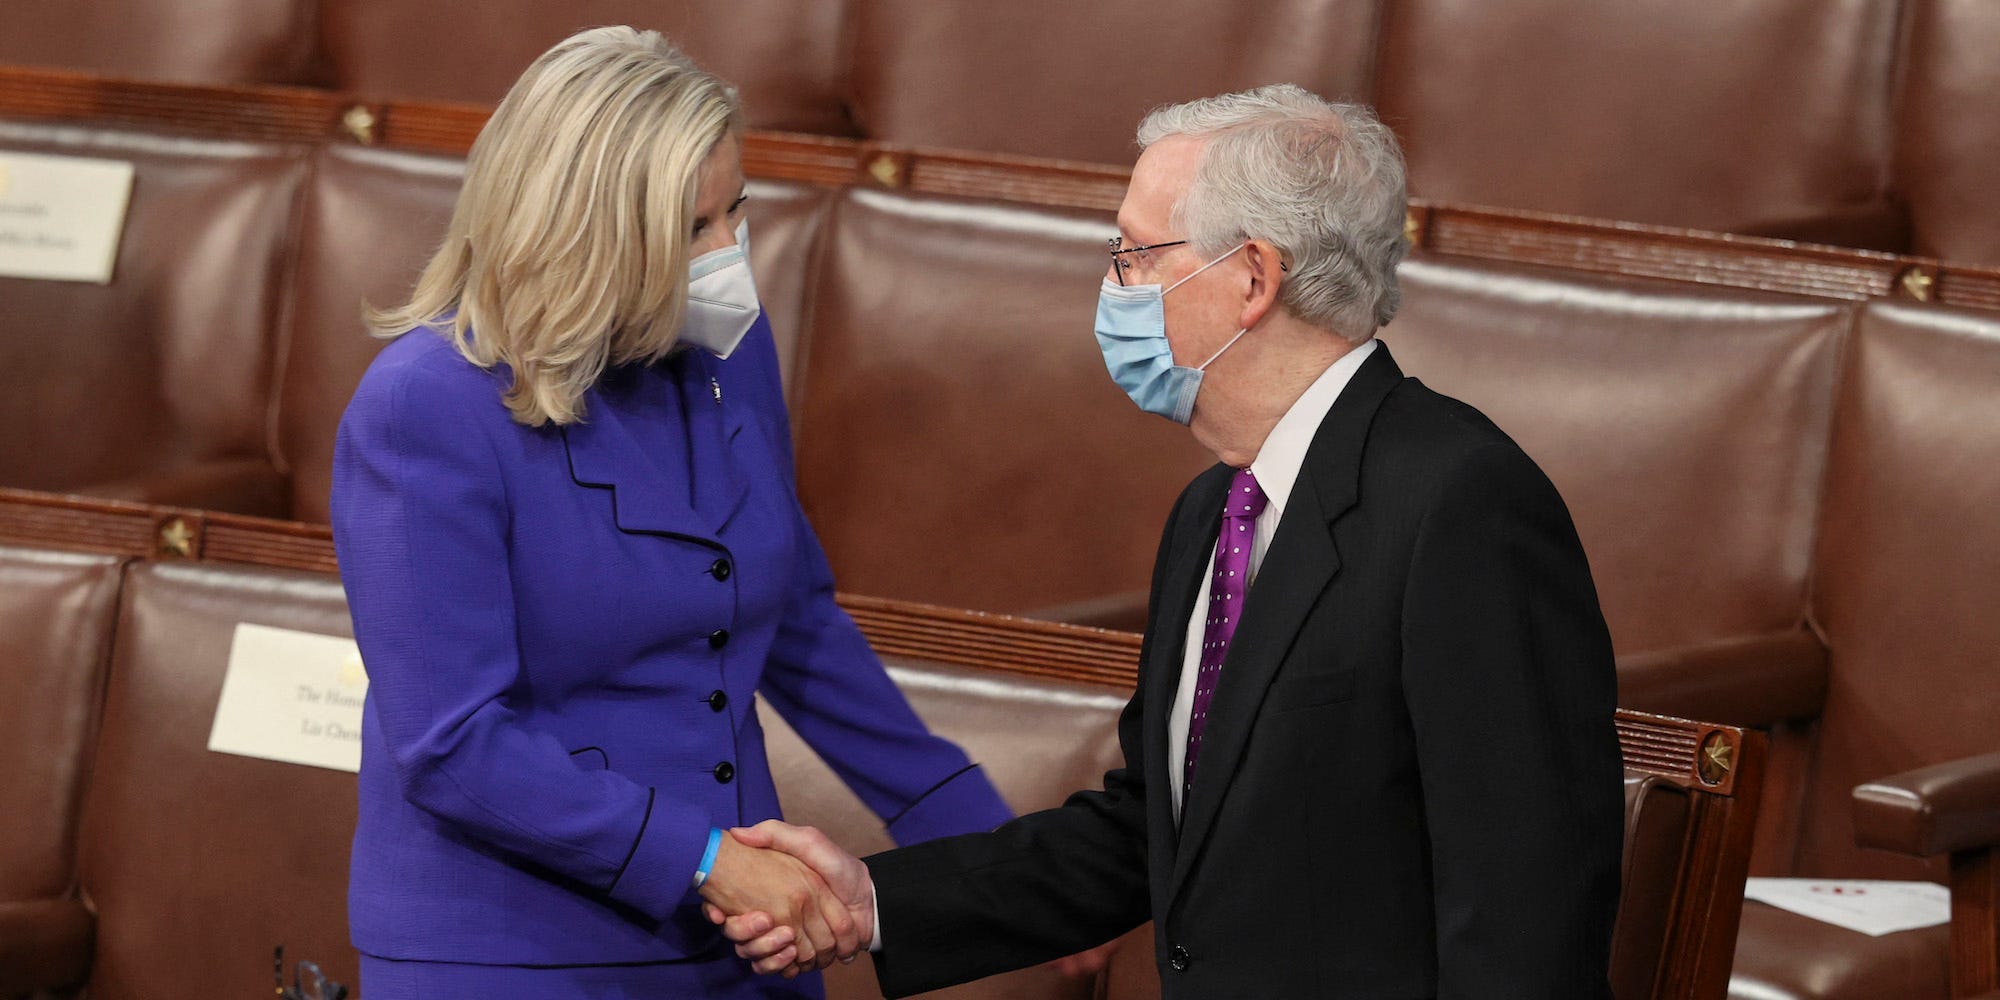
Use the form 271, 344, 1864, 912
331, 315, 1011, 965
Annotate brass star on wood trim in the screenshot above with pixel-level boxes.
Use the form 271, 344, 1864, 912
1698, 738, 1733, 786
156, 518, 194, 559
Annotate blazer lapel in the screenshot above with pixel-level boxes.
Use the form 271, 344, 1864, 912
559, 357, 747, 547
1142, 466, 1231, 864
1167, 342, 1406, 903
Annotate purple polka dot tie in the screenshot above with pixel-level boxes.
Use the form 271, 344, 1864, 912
1183, 466, 1268, 802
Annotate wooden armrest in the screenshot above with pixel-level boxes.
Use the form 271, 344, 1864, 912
1614, 630, 1829, 729
0, 896, 93, 994
78, 456, 287, 517
1854, 751, 2000, 858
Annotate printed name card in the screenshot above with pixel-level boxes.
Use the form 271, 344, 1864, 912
0, 151, 136, 283
208, 623, 370, 773
1743, 878, 1951, 937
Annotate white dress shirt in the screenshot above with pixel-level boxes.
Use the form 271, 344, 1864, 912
1167, 337, 1377, 819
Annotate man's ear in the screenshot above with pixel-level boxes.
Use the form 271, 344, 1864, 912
1238, 239, 1287, 330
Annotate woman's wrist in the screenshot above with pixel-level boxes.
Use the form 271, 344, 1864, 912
691, 826, 725, 890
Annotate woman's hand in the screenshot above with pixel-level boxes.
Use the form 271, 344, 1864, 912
697, 831, 859, 976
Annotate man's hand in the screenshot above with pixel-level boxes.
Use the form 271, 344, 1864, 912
703, 821, 875, 976
697, 827, 859, 976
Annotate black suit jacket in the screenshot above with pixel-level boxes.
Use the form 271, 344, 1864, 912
867, 343, 1624, 998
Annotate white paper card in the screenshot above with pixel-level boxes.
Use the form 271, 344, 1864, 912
0, 151, 136, 283
1743, 878, 1951, 937
208, 623, 369, 773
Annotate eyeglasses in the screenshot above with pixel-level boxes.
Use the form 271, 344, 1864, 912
274, 946, 349, 1000
1107, 236, 1188, 286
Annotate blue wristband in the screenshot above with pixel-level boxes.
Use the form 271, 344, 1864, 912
692, 827, 724, 889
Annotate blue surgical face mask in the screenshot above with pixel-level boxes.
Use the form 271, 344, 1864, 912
1093, 244, 1249, 424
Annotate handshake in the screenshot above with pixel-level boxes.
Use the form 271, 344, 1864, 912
698, 821, 1121, 981
698, 820, 874, 978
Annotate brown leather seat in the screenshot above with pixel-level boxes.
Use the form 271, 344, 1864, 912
1376, 0, 1905, 247
1894, 0, 2000, 268
844, 0, 1379, 165
0, 545, 124, 996
0, 0, 322, 86
790, 188, 1214, 619
320, 0, 852, 136
1726, 299, 2000, 1000
1386, 255, 1849, 659
72, 561, 359, 998
275, 143, 835, 522
1730, 903, 1951, 1000
0, 120, 306, 514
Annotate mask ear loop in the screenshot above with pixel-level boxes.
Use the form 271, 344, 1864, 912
1196, 328, 1249, 371
1163, 242, 1247, 295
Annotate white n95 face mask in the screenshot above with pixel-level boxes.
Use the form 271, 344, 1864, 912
680, 219, 761, 360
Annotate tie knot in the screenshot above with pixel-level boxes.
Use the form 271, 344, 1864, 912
1225, 466, 1268, 520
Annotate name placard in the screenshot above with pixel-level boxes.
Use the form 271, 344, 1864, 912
1743, 878, 1951, 937
207, 623, 370, 773
0, 151, 136, 283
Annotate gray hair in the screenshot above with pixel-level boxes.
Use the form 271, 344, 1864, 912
1136, 85, 1407, 340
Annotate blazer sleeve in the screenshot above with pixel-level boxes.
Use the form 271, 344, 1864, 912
331, 358, 709, 924
857, 486, 1192, 998
754, 502, 1016, 843
1399, 442, 1625, 999
724, 312, 1013, 842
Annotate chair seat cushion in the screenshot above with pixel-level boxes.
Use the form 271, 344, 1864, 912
1729, 900, 1950, 999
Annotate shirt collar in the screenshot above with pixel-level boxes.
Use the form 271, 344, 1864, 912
1248, 337, 1379, 520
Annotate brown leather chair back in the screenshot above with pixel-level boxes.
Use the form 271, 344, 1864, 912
846, 0, 1380, 165
1385, 256, 1851, 655
0, 546, 123, 901
321, 0, 853, 136
0, 121, 305, 510
1377, 0, 1901, 242
1790, 300, 2000, 881
275, 145, 461, 523
764, 656, 1127, 1000
74, 561, 358, 999
0, 0, 322, 86
1894, 0, 2000, 268
792, 188, 1214, 616
276, 143, 834, 522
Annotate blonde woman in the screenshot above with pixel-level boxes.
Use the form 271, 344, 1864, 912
331, 27, 1011, 997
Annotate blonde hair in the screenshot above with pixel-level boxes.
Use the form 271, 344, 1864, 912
368, 26, 742, 426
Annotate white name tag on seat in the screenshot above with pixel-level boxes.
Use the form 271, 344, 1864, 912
207, 623, 370, 773
0, 151, 136, 283
1744, 877, 1951, 937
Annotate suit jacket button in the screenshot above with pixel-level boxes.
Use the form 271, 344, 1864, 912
713, 761, 735, 783
707, 689, 729, 712
708, 629, 730, 649
710, 558, 732, 581
1168, 945, 1190, 972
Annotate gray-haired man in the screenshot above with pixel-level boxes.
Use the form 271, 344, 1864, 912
715, 85, 1624, 999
